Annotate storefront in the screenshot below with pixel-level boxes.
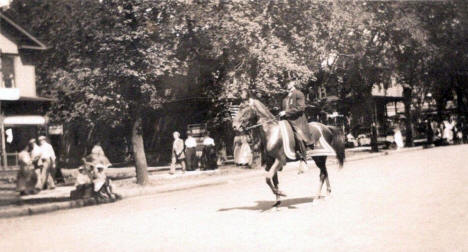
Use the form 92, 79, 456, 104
1, 98, 52, 170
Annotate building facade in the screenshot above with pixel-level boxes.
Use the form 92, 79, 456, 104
0, 12, 52, 169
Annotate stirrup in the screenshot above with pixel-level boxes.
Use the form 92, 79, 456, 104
295, 151, 307, 162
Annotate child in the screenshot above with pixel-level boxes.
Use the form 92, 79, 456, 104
75, 166, 91, 186
93, 164, 119, 200
70, 166, 94, 200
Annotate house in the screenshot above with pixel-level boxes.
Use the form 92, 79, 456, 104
0, 12, 53, 169
306, 77, 404, 143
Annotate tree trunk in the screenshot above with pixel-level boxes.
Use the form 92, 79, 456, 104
403, 87, 414, 147
369, 99, 379, 152
370, 122, 379, 152
132, 115, 149, 185
455, 83, 467, 118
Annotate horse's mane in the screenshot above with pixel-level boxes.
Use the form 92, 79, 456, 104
250, 99, 276, 121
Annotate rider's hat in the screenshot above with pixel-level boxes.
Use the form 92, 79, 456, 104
96, 164, 106, 170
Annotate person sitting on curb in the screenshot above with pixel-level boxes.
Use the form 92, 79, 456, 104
70, 165, 94, 200
76, 165, 92, 186
93, 164, 120, 201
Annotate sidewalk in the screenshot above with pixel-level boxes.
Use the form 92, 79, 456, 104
0, 146, 423, 218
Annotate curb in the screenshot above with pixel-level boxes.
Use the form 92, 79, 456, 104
0, 169, 263, 219
0, 197, 105, 218
0, 146, 424, 218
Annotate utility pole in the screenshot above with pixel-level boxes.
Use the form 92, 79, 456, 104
0, 46, 7, 169
0, 109, 7, 169
1, 2, 13, 169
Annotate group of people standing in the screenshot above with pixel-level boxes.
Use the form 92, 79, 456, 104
428, 116, 465, 146
394, 115, 465, 150
170, 131, 218, 175
16, 136, 58, 195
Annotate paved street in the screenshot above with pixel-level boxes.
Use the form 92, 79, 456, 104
1, 145, 467, 252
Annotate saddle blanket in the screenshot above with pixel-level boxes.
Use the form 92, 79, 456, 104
279, 120, 336, 160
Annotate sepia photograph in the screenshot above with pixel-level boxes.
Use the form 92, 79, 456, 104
0, 0, 466, 251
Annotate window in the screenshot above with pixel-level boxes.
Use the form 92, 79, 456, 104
1, 55, 15, 88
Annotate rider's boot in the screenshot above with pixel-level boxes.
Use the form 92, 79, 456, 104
295, 138, 309, 175
296, 138, 308, 162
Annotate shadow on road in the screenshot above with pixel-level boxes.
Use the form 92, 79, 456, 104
0, 184, 73, 207
0, 195, 71, 207
218, 196, 315, 212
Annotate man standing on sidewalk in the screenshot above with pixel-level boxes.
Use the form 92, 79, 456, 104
201, 132, 217, 170
170, 131, 186, 175
185, 132, 197, 171
29, 139, 45, 191
37, 136, 56, 189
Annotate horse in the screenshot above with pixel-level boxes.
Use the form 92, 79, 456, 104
232, 98, 345, 203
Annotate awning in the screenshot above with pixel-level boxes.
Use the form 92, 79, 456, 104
19, 96, 56, 102
2, 115, 47, 126
0, 92, 56, 102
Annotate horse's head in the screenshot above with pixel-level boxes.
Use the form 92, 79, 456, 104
232, 103, 258, 133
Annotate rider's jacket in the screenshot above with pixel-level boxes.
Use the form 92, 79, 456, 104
282, 89, 313, 145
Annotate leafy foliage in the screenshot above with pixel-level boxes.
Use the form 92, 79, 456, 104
4, 0, 467, 165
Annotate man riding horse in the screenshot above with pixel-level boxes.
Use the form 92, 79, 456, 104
279, 81, 314, 162
233, 87, 345, 202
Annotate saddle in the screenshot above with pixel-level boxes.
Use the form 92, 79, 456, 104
279, 121, 336, 160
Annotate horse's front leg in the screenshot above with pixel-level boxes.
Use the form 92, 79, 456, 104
265, 158, 286, 198
325, 175, 331, 196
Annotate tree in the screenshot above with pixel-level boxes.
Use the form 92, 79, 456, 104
8, 0, 188, 184
419, 0, 468, 120
7, 0, 466, 177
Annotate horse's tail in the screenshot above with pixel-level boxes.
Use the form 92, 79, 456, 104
328, 126, 345, 168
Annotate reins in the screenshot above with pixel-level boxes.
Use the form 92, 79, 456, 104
244, 118, 278, 131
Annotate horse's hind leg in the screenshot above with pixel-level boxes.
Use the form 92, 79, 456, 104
272, 172, 279, 189
324, 169, 331, 195
313, 156, 330, 198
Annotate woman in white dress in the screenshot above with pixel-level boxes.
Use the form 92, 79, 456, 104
233, 135, 243, 165
394, 123, 404, 150
443, 118, 455, 144
237, 135, 253, 167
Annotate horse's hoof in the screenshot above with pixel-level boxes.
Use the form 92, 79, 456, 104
314, 194, 324, 200
273, 201, 281, 207
312, 199, 318, 206
276, 190, 287, 197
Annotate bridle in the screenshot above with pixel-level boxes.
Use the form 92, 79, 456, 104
238, 104, 278, 132
244, 118, 277, 131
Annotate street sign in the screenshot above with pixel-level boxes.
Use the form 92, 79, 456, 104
49, 125, 63, 135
